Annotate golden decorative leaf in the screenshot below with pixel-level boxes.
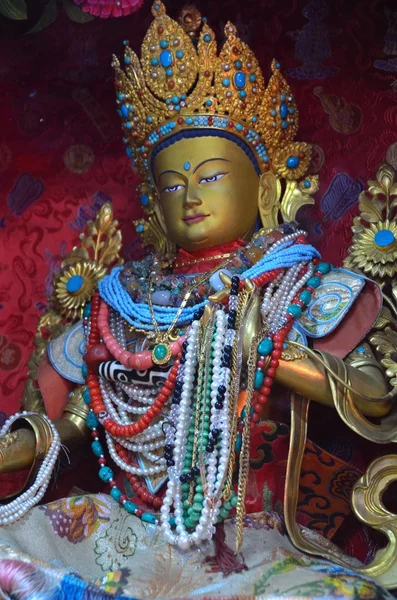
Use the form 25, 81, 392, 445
373, 306, 396, 330
99, 230, 123, 266
376, 162, 396, 193
380, 358, 397, 387
358, 190, 384, 223
370, 327, 397, 357
0, 0, 27, 19
95, 203, 118, 237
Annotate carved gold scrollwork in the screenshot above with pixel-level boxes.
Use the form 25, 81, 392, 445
352, 455, 397, 588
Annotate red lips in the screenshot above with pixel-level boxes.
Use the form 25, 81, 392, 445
183, 213, 209, 224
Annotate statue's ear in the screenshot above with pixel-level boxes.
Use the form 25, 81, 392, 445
258, 171, 282, 230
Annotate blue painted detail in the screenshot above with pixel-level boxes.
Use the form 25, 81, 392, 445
280, 102, 288, 119
140, 194, 149, 207
234, 71, 246, 89
160, 50, 173, 68
66, 275, 84, 293
160, 40, 168, 49
375, 229, 395, 248
286, 155, 300, 169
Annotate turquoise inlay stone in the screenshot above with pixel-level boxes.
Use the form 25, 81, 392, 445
82, 388, 91, 404
374, 229, 395, 248
91, 440, 103, 457
299, 290, 312, 305
98, 466, 114, 482
165, 68, 173, 77
280, 102, 288, 119
281, 121, 289, 129
286, 155, 300, 169
154, 3, 160, 9
110, 487, 122, 502
317, 262, 330, 274
124, 500, 138, 514
160, 40, 168, 49
357, 346, 366, 354
183, 161, 191, 171
160, 49, 173, 68
239, 90, 247, 98
205, 99, 212, 106
151, 57, 159, 66
125, 121, 132, 129
280, 93, 286, 101
251, 116, 258, 122
270, 109, 277, 116
222, 78, 230, 87
141, 194, 149, 206
258, 338, 273, 356
249, 73, 256, 82
289, 107, 295, 114
203, 33, 211, 42
83, 303, 91, 318
136, 224, 144, 233
235, 436, 242, 452
275, 61, 281, 68
81, 363, 88, 378
234, 60, 242, 69
234, 71, 246, 89
176, 50, 184, 59
120, 104, 129, 118
171, 95, 179, 104
254, 371, 264, 389
124, 56, 131, 65
304, 179, 311, 188
307, 276, 321, 288
66, 275, 84, 293
146, 116, 153, 123
287, 304, 302, 318
126, 147, 132, 158
86, 412, 98, 429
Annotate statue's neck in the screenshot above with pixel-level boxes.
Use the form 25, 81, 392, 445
173, 239, 246, 275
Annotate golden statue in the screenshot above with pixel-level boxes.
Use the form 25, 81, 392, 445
1, 2, 397, 596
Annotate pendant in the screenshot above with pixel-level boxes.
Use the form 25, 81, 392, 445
152, 342, 172, 365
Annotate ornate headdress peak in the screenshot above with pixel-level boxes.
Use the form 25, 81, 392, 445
113, 1, 311, 181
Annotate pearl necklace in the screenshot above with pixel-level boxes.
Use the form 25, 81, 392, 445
0, 412, 60, 525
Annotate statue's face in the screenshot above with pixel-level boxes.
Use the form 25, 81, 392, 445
152, 136, 260, 252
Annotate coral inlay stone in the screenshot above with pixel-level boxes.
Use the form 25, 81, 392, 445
66, 275, 84, 293
374, 229, 395, 250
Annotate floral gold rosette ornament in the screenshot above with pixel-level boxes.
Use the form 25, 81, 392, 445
112, 0, 318, 250
53, 203, 123, 320
344, 163, 397, 280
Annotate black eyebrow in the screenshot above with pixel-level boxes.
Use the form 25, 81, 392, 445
193, 158, 231, 174
159, 169, 183, 179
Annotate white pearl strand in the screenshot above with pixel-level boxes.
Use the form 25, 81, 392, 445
161, 320, 200, 548
106, 432, 166, 476
0, 412, 61, 525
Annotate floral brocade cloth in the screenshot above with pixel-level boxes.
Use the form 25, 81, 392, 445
0, 494, 394, 600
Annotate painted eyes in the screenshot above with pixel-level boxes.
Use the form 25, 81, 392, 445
162, 173, 226, 193
199, 173, 226, 184
163, 184, 184, 193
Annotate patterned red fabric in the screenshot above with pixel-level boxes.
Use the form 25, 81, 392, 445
0, 0, 396, 418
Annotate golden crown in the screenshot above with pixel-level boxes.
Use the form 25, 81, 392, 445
112, 1, 316, 253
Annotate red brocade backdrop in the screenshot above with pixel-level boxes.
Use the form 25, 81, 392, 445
0, 0, 397, 420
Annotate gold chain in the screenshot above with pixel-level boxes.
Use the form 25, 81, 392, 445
235, 329, 262, 553
174, 252, 234, 269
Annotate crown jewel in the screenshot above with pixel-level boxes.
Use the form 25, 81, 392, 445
113, 1, 312, 185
